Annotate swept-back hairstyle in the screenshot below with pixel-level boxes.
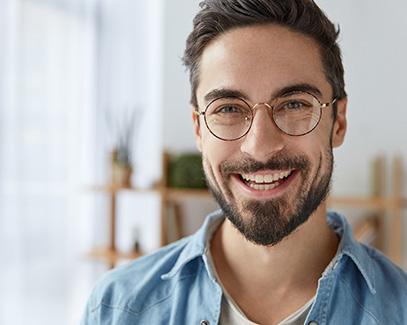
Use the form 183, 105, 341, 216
183, 0, 346, 111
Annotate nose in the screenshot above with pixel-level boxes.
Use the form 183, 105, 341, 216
240, 104, 285, 161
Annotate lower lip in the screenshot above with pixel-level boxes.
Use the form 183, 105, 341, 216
231, 170, 299, 199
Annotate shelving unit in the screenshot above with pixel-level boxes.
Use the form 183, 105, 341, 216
88, 151, 213, 268
88, 185, 212, 269
328, 156, 405, 265
87, 155, 405, 268
88, 184, 149, 268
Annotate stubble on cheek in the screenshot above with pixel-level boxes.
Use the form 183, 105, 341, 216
202, 155, 235, 202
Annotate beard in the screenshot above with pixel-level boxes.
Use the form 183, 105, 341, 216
204, 149, 333, 246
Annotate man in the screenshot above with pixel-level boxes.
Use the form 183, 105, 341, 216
82, 0, 407, 324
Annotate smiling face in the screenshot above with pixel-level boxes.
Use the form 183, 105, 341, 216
193, 24, 347, 246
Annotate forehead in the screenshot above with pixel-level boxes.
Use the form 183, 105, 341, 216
196, 24, 332, 104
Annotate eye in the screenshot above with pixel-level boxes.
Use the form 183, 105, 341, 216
275, 99, 312, 113
217, 104, 241, 114
206, 97, 251, 118
213, 103, 250, 115
283, 100, 308, 110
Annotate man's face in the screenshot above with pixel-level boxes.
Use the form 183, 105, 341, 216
193, 24, 347, 246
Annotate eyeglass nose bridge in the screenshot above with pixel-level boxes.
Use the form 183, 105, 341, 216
248, 102, 275, 125
229, 102, 276, 141
249, 101, 298, 138
251, 102, 273, 111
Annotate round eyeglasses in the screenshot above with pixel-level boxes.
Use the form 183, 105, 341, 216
194, 91, 337, 141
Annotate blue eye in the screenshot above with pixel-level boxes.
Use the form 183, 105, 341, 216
218, 105, 240, 113
206, 97, 252, 128
283, 101, 307, 110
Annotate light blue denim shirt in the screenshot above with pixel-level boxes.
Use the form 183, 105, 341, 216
82, 210, 407, 324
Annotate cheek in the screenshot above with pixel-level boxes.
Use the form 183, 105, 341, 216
293, 130, 332, 175
305, 135, 333, 182
201, 133, 238, 177
318, 112, 336, 143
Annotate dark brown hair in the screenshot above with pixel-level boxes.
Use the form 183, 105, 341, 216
183, 0, 346, 109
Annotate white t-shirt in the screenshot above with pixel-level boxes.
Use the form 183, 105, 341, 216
207, 250, 319, 325
219, 288, 315, 325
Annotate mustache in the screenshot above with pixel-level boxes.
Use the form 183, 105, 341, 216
220, 153, 310, 175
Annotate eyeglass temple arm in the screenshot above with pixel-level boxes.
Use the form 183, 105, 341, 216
321, 98, 337, 108
194, 106, 205, 116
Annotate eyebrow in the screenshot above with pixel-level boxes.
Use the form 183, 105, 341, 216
203, 88, 249, 103
272, 83, 323, 99
203, 83, 323, 105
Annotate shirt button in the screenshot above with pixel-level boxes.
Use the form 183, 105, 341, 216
332, 260, 339, 270
200, 320, 209, 325
309, 321, 318, 325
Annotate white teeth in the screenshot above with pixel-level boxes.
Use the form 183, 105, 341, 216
264, 174, 273, 182
250, 182, 280, 190
242, 171, 291, 184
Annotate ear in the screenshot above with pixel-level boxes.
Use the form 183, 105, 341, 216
191, 105, 203, 152
331, 97, 347, 148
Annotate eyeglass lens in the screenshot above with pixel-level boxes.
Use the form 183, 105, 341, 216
204, 92, 322, 140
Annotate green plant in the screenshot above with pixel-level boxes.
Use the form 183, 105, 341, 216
167, 153, 207, 189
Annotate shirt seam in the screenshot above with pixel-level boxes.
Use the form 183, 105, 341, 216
337, 273, 381, 324
315, 274, 332, 324
90, 272, 200, 316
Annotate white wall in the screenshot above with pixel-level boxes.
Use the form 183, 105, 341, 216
316, 1, 407, 267
316, 0, 407, 196
96, 0, 166, 252
162, 0, 201, 153
98, 0, 165, 188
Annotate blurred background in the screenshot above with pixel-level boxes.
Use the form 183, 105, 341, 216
0, 0, 406, 324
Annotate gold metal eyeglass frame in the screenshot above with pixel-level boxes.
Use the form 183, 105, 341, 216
194, 90, 337, 141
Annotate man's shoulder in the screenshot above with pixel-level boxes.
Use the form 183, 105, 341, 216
96, 237, 191, 293
351, 244, 407, 321
362, 243, 407, 290
82, 211, 224, 324
85, 237, 195, 316
329, 211, 407, 294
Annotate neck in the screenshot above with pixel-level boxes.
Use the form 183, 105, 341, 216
210, 204, 339, 323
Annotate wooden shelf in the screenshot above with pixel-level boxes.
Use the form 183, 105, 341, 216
328, 196, 406, 209
163, 188, 212, 200
330, 156, 405, 265
90, 183, 212, 199
87, 181, 212, 268
88, 247, 144, 267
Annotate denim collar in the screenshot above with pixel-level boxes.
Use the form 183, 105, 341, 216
161, 209, 376, 294
161, 211, 223, 280
327, 211, 376, 293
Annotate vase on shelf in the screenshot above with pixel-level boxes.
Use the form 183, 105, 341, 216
111, 150, 132, 187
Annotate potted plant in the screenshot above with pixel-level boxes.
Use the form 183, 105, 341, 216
107, 108, 139, 187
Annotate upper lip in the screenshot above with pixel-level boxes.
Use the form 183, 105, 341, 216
241, 171, 292, 183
